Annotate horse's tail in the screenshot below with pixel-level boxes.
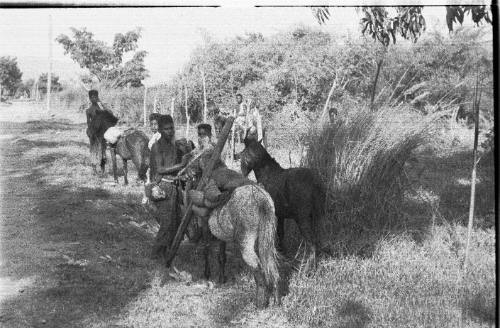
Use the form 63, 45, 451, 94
257, 189, 280, 289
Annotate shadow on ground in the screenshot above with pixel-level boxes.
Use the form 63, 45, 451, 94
0, 120, 251, 327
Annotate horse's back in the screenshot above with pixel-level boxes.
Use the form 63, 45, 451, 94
116, 129, 150, 161
208, 184, 274, 242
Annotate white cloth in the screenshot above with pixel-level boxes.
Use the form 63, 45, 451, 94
103, 126, 124, 144
148, 132, 161, 150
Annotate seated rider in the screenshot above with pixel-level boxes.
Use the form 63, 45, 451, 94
179, 123, 253, 218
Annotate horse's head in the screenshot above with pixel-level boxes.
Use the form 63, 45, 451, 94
240, 135, 266, 177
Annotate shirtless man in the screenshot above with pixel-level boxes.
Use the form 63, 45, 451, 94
147, 115, 196, 258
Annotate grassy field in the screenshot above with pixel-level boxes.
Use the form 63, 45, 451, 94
0, 103, 495, 327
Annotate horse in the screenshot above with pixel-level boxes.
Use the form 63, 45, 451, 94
108, 129, 150, 185
89, 109, 151, 185
178, 161, 281, 308
239, 136, 326, 267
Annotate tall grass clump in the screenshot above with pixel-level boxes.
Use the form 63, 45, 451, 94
305, 105, 448, 245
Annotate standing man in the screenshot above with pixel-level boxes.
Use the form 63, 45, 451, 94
147, 115, 194, 258
86, 90, 117, 174
234, 93, 247, 143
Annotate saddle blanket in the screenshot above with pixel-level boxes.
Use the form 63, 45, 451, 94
104, 126, 124, 144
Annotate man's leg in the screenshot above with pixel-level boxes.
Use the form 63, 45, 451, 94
151, 184, 179, 259
99, 138, 107, 174
89, 136, 100, 174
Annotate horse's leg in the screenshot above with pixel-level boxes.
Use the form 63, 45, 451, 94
201, 217, 211, 280
240, 233, 270, 308
294, 211, 318, 271
215, 240, 226, 284
110, 147, 118, 184
123, 159, 128, 185
276, 217, 286, 254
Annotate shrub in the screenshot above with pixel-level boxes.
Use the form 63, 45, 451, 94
305, 104, 447, 236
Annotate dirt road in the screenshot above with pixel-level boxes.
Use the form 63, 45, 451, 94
0, 103, 292, 328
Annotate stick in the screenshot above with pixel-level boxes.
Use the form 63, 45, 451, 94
463, 73, 482, 273
320, 73, 339, 125
164, 116, 235, 267
153, 93, 158, 113
170, 97, 175, 119
47, 14, 53, 113
184, 84, 189, 139
202, 69, 207, 122
143, 86, 148, 127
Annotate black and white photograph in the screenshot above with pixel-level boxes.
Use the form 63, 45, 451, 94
0, 1, 496, 327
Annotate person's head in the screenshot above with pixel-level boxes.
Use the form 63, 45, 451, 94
235, 93, 243, 104
328, 106, 338, 122
197, 123, 212, 148
89, 90, 99, 105
214, 115, 226, 137
157, 115, 175, 140
149, 113, 162, 133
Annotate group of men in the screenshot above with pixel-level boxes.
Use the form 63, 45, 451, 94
85, 90, 255, 259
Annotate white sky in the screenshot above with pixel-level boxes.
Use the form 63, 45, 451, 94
0, 6, 481, 85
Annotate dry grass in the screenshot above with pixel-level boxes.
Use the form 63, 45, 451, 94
283, 224, 495, 328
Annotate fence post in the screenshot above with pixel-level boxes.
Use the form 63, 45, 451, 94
201, 69, 207, 122
47, 14, 53, 112
153, 92, 158, 113
184, 84, 189, 139
143, 86, 148, 127
463, 73, 483, 273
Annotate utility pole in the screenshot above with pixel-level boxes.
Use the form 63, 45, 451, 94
201, 69, 207, 122
184, 83, 189, 139
47, 14, 53, 112
143, 86, 148, 127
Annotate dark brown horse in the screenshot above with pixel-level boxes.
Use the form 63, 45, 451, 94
89, 109, 150, 185
109, 129, 150, 185
240, 136, 326, 265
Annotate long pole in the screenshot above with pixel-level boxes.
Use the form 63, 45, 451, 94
184, 83, 189, 139
463, 73, 482, 273
164, 117, 235, 267
143, 86, 148, 127
170, 97, 175, 119
230, 71, 235, 161
47, 14, 53, 112
153, 92, 158, 113
201, 69, 207, 122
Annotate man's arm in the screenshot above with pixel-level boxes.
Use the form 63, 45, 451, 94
156, 152, 191, 176
149, 143, 159, 181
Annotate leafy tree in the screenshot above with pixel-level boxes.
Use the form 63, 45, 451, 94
446, 6, 492, 32
37, 73, 63, 94
56, 27, 149, 87
0, 56, 23, 96
312, 6, 492, 108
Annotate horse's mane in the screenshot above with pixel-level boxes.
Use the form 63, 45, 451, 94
89, 109, 119, 138
95, 109, 118, 125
